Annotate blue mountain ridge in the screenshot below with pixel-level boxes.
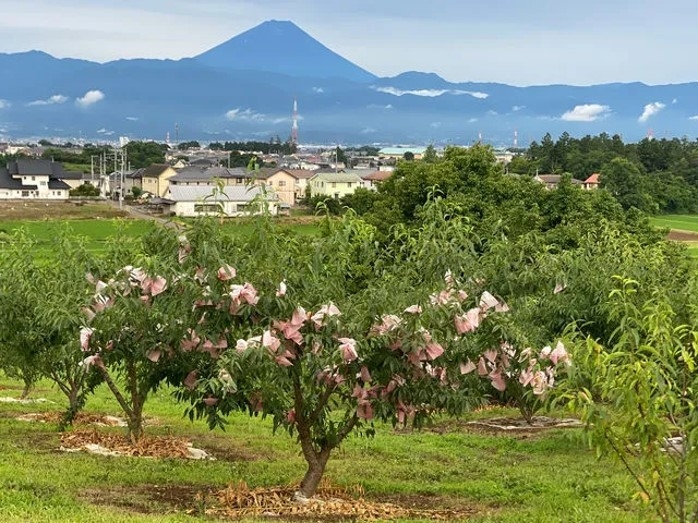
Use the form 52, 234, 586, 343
0, 21, 696, 144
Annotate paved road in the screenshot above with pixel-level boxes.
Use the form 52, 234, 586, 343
107, 200, 184, 230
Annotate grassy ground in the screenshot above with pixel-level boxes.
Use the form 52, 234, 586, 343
0, 375, 656, 523
650, 215, 698, 233
0, 201, 323, 256
651, 215, 698, 257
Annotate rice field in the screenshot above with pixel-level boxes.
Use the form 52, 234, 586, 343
650, 214, 698, 233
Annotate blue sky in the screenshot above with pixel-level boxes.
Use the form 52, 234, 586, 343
0, 0, 694, 86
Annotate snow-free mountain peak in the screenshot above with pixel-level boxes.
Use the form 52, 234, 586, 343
193, 19, 376, 83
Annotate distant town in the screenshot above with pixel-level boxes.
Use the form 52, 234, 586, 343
0, 135, 591, 219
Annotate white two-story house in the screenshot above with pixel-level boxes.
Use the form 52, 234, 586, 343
0, 159, 73, 199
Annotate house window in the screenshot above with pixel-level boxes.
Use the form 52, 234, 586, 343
278, 180, 286, 187
331, 182, 337, 188
21, 190, 29, 197
347, 182, 352, 188
31, 176, 35, 181
194, 204, 220, 214
40, 181, 47, 186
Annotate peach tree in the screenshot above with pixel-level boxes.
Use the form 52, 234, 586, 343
0, 230, 102, 425
566, 278, 698, 523
174, 204, 565, 499
78, 226, 195, 442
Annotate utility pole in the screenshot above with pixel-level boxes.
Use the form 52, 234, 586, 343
120, 146, 126, 210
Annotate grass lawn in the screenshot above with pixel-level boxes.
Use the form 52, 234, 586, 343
0, 375, 656, 523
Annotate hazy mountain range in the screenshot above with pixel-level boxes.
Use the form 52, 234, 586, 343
0, 20, 696, 145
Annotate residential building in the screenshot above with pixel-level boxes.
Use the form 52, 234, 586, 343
361, 170, 392, 189
255, 168, 316, 206
378, 147, 427, 160
583, 173, 600, 190
130, 164, 177, 197
160, 185, 278, 217
534, 174, 584, 190
0, 159, 71, 199
168, 166, 254, 187
309, 171, 366, 199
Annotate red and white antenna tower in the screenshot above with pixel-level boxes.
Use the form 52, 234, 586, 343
513, 129, 518, 148
291, 98, 299, 146
647, 128, 655, 140
477, 131, 483, 143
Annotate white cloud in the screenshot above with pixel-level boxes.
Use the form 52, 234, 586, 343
27, 94, 68, 106
0, 100, 11, 109
373, 86, 489, 99
360, 127, 377, 134
312, 87, 324, 93
561, 104, 610, 122
76, 90, 105, 108
225, 108, 265, 121
429, 122, 442, 128
96, 128, 113, 135
689, 115, 698, 121
125, 116, 139, 121
512, 105, 525, 111
638, 102, 665, 123
672, 98, 678, 104
468, 117, 478, 123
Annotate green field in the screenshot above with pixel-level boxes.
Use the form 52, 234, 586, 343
0, 374, 654, 523
0, 217, 321, 256
650, 214, 698, 233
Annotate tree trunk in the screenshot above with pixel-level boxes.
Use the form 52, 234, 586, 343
59, 383, 83, 431
127, 394, 145, 444
297, 449, 331, 500
20, 379, 32, 400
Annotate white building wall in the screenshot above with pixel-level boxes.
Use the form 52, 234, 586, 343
172, 199, 278, 218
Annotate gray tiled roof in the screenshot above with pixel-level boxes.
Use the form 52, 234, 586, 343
169, 166, 253, 183
141, 164, 171, 177
12, 158, 55, 176
0, 167, 27, 189
48, 179, 71, 190
60, 170, 84, 180
168, 184, 277, 202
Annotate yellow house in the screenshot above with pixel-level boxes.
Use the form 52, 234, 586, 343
309, 171, 366, 199
138, 164, 177, 197
257, 168, 313, 206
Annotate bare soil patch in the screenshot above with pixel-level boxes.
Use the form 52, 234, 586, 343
83, 484, 215, 514
189, 433, 271, 462
59, 429, 213, 460
0, 201, 129, 220
667, 230, 698, 241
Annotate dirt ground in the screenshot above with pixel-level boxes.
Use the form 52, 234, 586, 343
667, 229, 698, 241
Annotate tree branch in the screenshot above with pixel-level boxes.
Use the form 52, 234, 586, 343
308, 384, 335, 426
97, 366, 133, 419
